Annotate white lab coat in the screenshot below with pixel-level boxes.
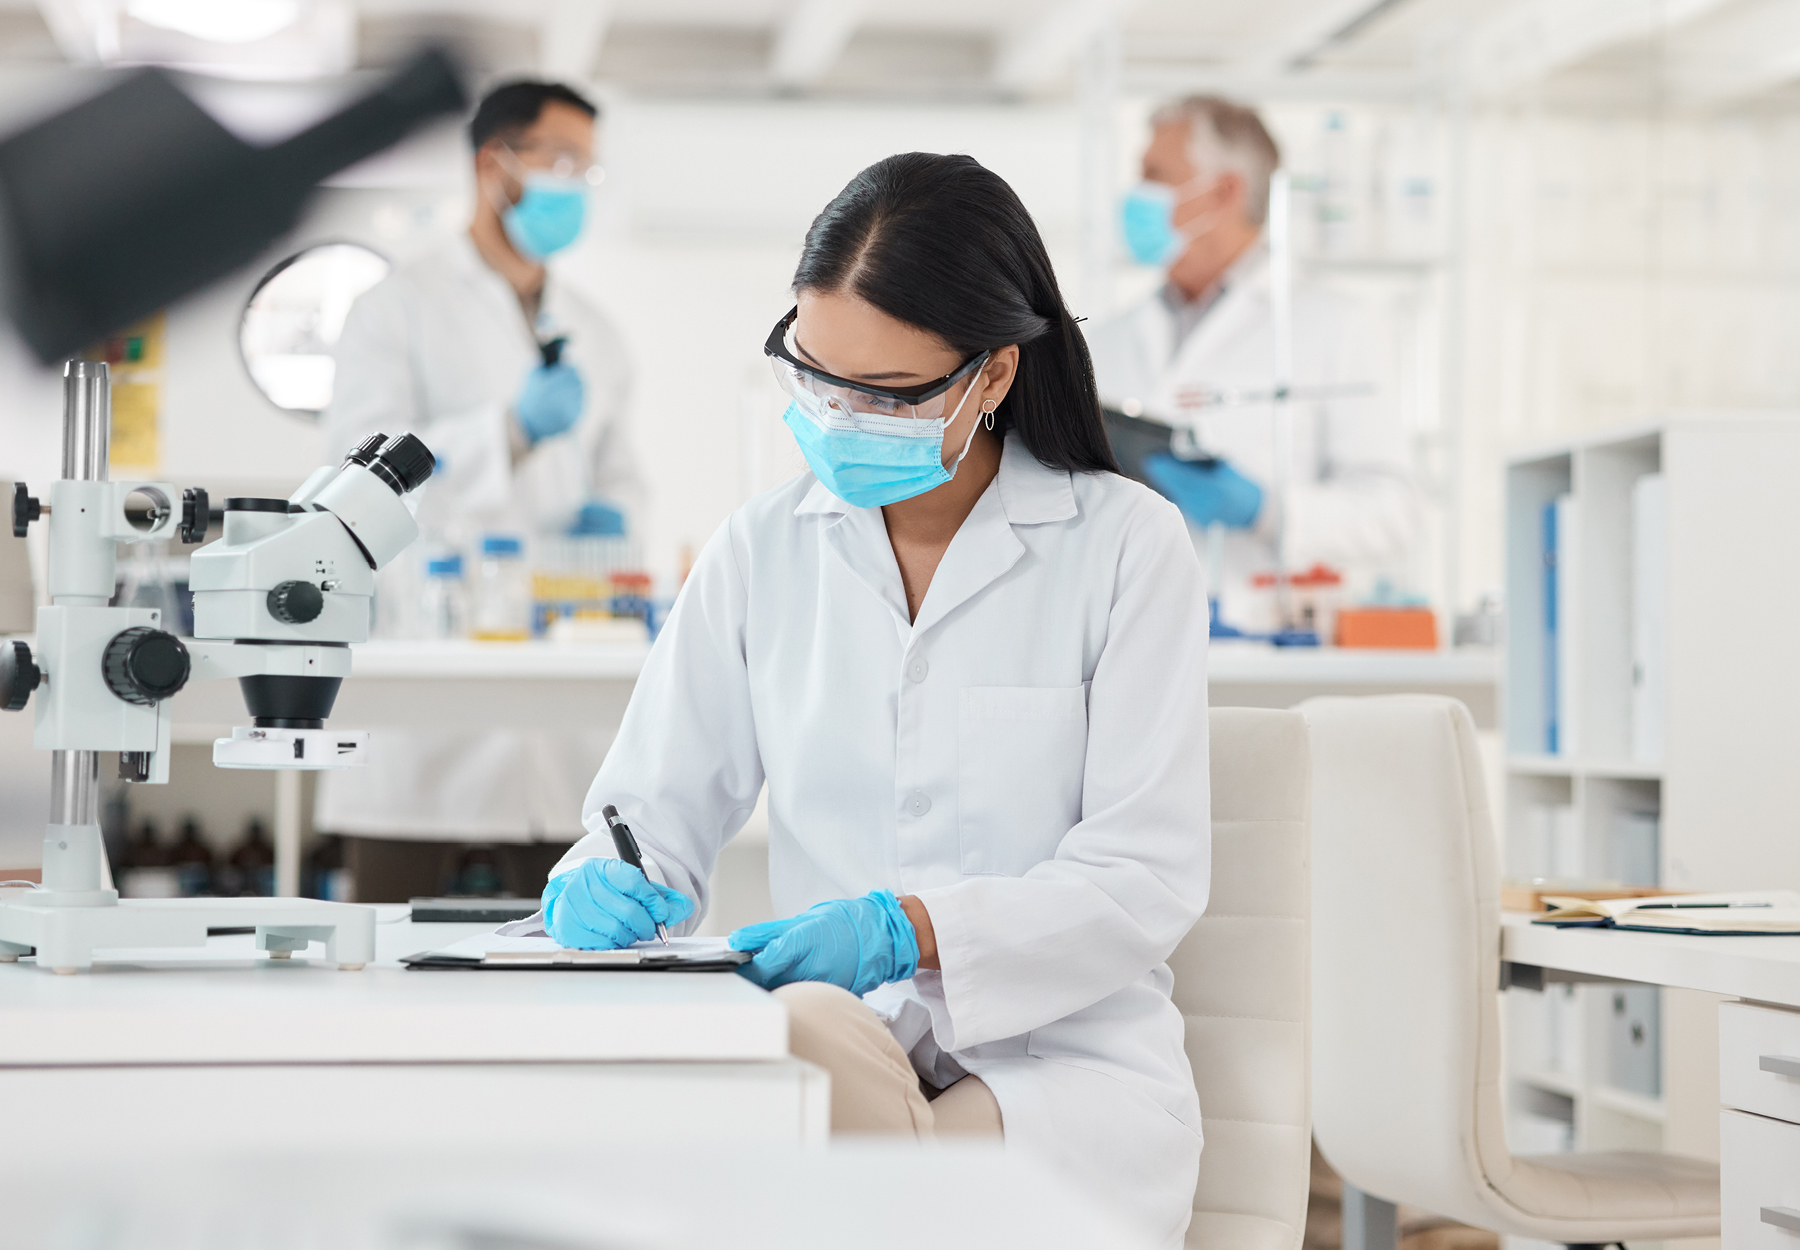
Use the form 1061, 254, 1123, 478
554, 436, 1212, 1247
314, 233, 640, 840
1086, 250, 1419, 631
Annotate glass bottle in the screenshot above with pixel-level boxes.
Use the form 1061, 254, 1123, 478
419, 553, 466, 641
170, 817, 215, 897
120, 819, 178, 899
471, 534, 530, 641
304, 835, 353, 902
229, 818, 275, 898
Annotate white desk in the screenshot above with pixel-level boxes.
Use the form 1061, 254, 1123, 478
0, 911, 827, 1157
1501, 913, 1800, 1248
1501, 911, 1800, 1007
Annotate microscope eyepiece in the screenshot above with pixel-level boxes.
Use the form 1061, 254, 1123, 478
367, 433, 435, 496
343, 433, 387, 469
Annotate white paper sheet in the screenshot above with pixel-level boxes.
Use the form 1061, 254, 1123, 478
428, 930, 738, 962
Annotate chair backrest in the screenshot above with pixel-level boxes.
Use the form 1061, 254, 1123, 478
1301, 695, 1511, 1229
1172, 707, 1311, 1250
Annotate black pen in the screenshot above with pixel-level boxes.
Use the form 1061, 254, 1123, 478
1636, 901, 1772, 910
601, 804, 669, 945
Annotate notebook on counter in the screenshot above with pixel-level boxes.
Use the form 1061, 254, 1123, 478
1534, 890, 1800, 935
402, 931, 750, 971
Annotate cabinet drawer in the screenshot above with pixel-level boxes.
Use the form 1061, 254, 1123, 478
1722, 1110, 1800, 1250
1722, 1002, 1800, 1124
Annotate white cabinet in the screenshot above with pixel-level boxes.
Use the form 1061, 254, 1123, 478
1721, 1002, 1800, 1126
1502, 417, 1800, 1156
1721, 1002, 1800, 1249
1721, 1109, 1800, 1250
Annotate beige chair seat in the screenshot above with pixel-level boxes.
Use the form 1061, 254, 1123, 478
1492, 1150, 1720, 1236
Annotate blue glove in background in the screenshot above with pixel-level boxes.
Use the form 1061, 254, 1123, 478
729, 890, 920, 995
1144, 453, 1264, 529
515, 361, 585, 446
542, 858, 695, 950
570, 500, 626, 537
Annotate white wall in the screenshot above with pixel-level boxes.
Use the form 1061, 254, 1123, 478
1453, 104, 1800, 604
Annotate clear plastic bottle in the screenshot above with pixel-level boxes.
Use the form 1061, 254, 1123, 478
419, 553, 466, 640
472, 534, 530, 641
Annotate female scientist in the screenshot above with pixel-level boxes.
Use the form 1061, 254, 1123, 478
540, 153, 1211, 1247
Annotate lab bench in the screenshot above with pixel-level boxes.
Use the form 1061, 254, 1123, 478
167, 638, 1499, 737
160, 639, 1498, 895
0, 908, 827, 1157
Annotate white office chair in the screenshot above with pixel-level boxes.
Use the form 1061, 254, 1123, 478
1171, 707, 1312, 1250
1301, 695, 1718, 1248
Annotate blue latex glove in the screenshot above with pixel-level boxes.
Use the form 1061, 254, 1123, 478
1144, 453, 1264, 529
729, 890, 920, 994
570, 500, 626, 537
541, 858, 695, 950
515, 361, 585, 446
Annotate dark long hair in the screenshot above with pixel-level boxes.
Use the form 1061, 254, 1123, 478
792, 153, 1118, 475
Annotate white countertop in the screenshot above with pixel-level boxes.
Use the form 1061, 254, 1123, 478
1501, 910, 1800, 1007
1205, 641, 1498, 684
338, 638, 1498, 685
0, 909, 786, 1067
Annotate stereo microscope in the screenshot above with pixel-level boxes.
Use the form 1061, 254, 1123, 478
0, 363, 433, 973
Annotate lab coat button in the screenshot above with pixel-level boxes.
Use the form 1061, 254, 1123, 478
907, 658, 929, 683
905, 790, 932, 816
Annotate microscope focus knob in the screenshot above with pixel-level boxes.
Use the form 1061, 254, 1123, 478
178, 487, 210, 543
267, 580, 324, 625
12, 482, 41, 537
102, 627, 190, 706
0, 640, 40, 711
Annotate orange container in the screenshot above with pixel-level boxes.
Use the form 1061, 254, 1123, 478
1335, 606, 1438, 650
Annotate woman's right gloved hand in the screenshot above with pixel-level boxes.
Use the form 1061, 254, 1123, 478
541, 858, 695, 950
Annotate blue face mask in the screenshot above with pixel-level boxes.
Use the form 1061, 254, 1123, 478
504, 174, 588, 259
781, 381, 987, 510
1120, 181, 1185, 267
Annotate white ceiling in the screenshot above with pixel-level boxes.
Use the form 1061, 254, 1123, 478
3, 0, 1799, 110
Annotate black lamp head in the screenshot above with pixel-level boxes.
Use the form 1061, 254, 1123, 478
0, 45, 466, 365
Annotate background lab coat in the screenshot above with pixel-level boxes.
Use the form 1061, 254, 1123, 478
553, 436, 1213, 1248
1086, 251, 1420, 630
315, 233, 641, 840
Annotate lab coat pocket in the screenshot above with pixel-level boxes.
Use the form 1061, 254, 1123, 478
958, 685, 1088, 876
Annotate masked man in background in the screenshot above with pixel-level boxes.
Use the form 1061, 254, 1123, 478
315, 79, 642, 899
1086, 95, 1419, 633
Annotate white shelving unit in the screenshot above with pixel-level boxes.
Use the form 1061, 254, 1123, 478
1500, 414, 1800, 1157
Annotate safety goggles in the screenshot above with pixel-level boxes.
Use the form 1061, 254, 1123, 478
765, 306, 989, 426
500, 142, 605, 187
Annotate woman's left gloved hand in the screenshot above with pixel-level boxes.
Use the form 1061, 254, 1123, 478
729, 890, 920, 994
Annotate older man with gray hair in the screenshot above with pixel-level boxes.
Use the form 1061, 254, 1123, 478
1087, 95, 1419, 637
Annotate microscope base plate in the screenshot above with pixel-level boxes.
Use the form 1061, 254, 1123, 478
0, 895, 376, 973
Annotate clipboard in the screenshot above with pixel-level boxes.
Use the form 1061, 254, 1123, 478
400, 931, 751, 972
402, 947, 750, 972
